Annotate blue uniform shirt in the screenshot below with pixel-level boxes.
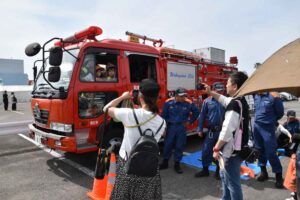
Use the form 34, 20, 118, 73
283, 119, 300, 134
198, 97, 224, 132
254, 93, 284, 125
162, 97, 200, 124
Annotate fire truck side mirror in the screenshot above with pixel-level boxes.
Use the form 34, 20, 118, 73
25, 43, 41, 57
48, 66, 61, 82
49, 46, 63, 66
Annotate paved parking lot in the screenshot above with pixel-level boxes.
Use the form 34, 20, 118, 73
0, 101, 299, 199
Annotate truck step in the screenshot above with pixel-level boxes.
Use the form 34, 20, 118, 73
77, 143, 97, 150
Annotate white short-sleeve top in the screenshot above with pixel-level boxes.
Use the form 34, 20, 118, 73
113, 108, 166, 160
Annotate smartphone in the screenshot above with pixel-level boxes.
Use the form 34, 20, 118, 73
197, 83, 205, 90
131, 90, 139, 105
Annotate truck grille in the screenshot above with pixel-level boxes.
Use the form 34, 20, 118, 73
34, 109, 49, 125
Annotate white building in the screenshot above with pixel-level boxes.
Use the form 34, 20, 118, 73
0, 58, 28, 85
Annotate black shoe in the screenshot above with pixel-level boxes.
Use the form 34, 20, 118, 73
275, 180, 284, 189
257, 166, 269, 182
159, 160, 169, 170
174, 162, 183, 174
256, 173, 269, 182
195, 168, 209, 178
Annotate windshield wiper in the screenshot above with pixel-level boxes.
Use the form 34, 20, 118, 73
47, 91, 56, 98
38, 83, 48, 86
39, 86, 51, 90
32, 83, 48, 94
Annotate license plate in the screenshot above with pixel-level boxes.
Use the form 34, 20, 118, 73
35, 134, 42, 144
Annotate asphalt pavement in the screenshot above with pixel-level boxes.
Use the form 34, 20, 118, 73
0, 101, 299, 199
0, 134, 93, 200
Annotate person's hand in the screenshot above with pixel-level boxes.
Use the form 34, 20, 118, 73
121, 91, 131, 100
198, 131, 204, 137
203, 83, 211, 94
213, 146, 220, 160
289, 137, 293, 143
213, 151, 220, 160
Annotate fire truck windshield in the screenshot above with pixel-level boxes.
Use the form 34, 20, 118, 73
34, 48, 79, 93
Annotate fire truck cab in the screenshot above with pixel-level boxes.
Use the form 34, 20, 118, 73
25, 26, 237, 153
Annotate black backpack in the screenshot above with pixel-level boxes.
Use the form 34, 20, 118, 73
125, 109, 165, 177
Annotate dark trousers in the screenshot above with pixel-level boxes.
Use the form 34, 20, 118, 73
163, 124, 186, 162
4, 102, 8, 110
202, 130, 220, 167
254, 123, 282, 173
12, 103, 16, 111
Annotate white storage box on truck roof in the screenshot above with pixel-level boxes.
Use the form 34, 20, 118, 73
194, 47, 225, 63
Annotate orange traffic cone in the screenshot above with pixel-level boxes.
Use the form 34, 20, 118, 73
240, 165, 255, 178
87, 176, 108, 200
87, 149, 109, 200
105, 153, 117, 199
284, 154, 296, 192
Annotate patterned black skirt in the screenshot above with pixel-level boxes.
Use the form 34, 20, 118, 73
110, 157, 162, 200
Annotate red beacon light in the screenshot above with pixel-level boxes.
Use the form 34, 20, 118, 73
229, 56, 238, 65
55, 26, 103, 47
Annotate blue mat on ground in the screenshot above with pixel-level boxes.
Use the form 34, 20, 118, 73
181, 151, 218, 172
181, 149, 284, 180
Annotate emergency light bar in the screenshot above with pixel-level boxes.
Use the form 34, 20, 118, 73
55, 26, 103, 47
125, 31, 164, 47
229, 56, 238, 64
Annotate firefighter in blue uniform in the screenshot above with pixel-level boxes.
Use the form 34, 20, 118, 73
160, 87, 200, 174
254, 92, 284, 188
194, 88, 224, 179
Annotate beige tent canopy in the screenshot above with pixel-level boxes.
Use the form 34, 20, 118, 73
235, 38, 300, 97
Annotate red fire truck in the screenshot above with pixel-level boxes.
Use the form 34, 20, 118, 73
25, 26, 237, 153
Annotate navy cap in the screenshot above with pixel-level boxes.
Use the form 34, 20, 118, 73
139, 79, 160, 97
175, 87, 187, 96
287, 110, 296, 117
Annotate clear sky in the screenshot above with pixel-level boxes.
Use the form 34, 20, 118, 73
1, 0, 300, 80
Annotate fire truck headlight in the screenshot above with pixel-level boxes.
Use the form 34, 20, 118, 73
64, 124, 72, 133
50, 122, 73, 133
